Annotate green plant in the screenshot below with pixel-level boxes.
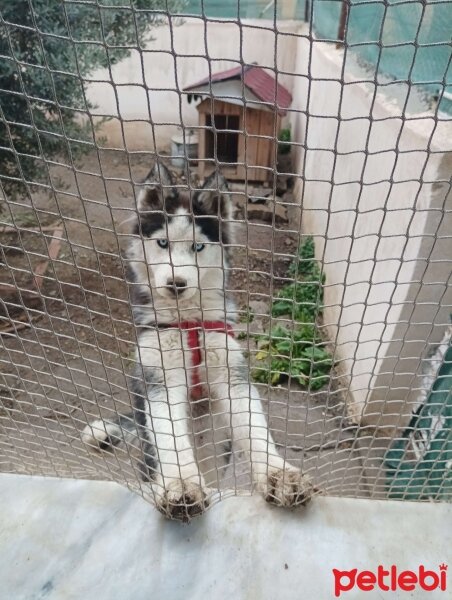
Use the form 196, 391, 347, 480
288, 235, 316, 278
0, 0, 182, 199
253, 237, 333, 390
253, 326, 332, 390
272, 279, 323, 322
273, 237, 325, 322
278, 127, 291, 155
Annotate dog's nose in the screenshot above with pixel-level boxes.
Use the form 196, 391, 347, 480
166, 277, 188, 295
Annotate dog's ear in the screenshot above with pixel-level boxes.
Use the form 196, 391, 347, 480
193, 172, 232, 221
137, 161, 177, 212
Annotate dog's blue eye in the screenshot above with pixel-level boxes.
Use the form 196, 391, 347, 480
157, 239, 168, 249
192, 242, 205, 252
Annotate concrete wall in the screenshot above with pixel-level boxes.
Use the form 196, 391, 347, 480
289, 30, 452, 427
86, 18, 299, 150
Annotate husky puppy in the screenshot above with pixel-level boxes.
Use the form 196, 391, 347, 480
82, 163, 313, 521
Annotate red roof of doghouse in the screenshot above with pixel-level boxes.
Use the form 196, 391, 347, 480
184, 65, 292, 115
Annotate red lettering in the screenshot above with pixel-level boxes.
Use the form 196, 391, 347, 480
333, 569, 357, 597
332, 564, 447, 595
356, 571, 376, 591
419, 566, 440, 591
390, 565, 397, 591
398, 571, 417, 591
440, 566, 447, 591
377, 565, 390, 591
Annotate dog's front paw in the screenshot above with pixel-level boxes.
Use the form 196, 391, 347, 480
156, 479, 209, 522
265, 468, 314, 508
81, 419, 118, 452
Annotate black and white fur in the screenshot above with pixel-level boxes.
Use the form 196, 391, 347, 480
82, 163, 313, 521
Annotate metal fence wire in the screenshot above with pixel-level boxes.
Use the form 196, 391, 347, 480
0, 0, 451, 515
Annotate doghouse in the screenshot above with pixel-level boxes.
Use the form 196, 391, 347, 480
184, 65, 292, 182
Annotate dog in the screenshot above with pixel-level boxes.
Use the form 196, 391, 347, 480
82, 162, 313, 521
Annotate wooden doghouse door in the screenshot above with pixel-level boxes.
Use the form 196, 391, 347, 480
197, 99, 244, 180
205, 114, 240, 163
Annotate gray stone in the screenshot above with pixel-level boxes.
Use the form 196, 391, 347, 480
249, 300, 270, 316
248, 186, 271, 204
247, 202, 287, 225
282, 191, 296, 204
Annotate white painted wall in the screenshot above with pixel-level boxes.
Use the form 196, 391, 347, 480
289, 29, 452, 427
86, 18, 299, 149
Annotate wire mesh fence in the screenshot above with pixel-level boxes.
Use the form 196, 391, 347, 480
0, 1, 451, 517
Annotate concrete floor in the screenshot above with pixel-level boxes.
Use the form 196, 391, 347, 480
1, 474, 450, 600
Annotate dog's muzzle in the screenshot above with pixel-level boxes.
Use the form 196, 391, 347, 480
166, 277, 188, 296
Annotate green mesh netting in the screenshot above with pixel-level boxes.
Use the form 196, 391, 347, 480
312, 0, 452, 112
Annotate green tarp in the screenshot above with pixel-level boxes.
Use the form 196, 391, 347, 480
385, 333, 452, 501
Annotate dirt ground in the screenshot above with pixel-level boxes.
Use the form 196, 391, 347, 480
0, 149, 386, 501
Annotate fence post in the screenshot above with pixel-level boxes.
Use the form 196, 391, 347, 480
337, 0, 349, 48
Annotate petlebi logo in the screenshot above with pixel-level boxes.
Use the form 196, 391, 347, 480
333, 564, 448, 597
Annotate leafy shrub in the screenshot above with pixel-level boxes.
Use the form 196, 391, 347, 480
273, 236, 324, 321
253, 325, 332, 389
288, 235, 316, 278
253, 237, 333, 390
272, 279, 323, 322
0, 0, 181, 199
278, 127, 291, 155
